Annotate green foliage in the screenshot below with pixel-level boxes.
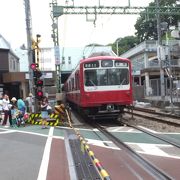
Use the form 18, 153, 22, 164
86, 43, 103, 47
112, 36, 139, 55
110, 1, 180, 55
135, 0, 180, 42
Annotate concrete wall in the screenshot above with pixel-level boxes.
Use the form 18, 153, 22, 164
133, 85, 144, 101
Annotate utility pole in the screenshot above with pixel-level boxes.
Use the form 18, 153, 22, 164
156, 0, 165, 102
50, 0, 62, 102
24, 0, 36, 112
116, 40, 119, 56
24, 0, 33, 93
166, 33, 173, 109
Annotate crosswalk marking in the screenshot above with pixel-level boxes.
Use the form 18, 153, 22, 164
37, 127, 54, 180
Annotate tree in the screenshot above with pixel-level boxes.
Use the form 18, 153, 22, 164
134, 0, 180, 42
111, 36, 139, 55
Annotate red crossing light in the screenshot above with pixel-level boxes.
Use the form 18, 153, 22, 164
36, 79, 43, 86
30, 63, 38, 70
36, 90, 43, 100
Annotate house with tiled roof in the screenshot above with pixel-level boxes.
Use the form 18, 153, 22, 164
0, 34, 28, 98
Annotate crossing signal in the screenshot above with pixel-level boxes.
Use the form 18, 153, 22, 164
36, 79, 43, 86
30, 62, 43, 100
36, 90, 43, 100
33, 70, 42, 78
30, 63, 38, 70
30, 63, 42, 79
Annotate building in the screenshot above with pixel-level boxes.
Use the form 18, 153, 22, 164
0, 34, 28, 98
120, 40, 180, 99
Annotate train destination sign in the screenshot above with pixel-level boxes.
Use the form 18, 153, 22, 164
115, 61, 128, 67
101, 60, 113, 67
84, 61, 99, 68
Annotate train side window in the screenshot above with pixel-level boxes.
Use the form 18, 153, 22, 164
76, 72, 80, 89
68, 81, 71, 91
71, 78, 75, 90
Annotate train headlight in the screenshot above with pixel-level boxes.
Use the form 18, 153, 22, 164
107, 104, 114, 111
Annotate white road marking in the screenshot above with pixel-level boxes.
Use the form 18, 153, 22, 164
87, 138, 120, 150
129, 143, 180, 159
37, 127, 54, 180
138, 126, 158, 133
0, 129, 16, 134
0, 127, 64, 139
110, 127, 124, 132
127, 129, 135, 132
138, 143, 169, 156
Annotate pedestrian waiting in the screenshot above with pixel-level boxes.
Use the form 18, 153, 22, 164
17, 98, 26, 127
0, 93, 3, 123
2, 94, 12, 126
11, 105, 18, 128
25, 93, 33, 113
40, 96, 52, 129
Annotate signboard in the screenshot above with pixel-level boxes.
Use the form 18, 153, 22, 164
54, 46, 60, 65
25, 72, 53, 79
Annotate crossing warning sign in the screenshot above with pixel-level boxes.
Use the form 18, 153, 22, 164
26, 113, 62, 126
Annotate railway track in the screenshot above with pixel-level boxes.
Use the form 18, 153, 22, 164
119, 119, 180, 148
93, 120, 180, 179
93, 122, 173, 180
66, 109, 180, 179
124, 107, 180, 127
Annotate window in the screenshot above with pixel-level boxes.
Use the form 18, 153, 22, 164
101, 60, 113, 67
13, 60, 16, 70
84, 68, 129, 86
115, 61, 128, 67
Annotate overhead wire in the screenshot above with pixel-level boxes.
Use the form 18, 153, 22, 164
64, 0, 129, 60
86, 0, 123, 57
82, 0, 121, 57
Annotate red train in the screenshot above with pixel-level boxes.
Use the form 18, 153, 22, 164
64, 55, 133, 119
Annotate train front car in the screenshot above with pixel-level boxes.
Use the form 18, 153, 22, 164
80, 56, 133, 119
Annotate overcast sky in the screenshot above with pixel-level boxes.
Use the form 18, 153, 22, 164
0, 0, 153, 49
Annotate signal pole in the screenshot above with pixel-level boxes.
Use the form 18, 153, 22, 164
156, 0, 165, 102
24, 0, 38, 113
31, 35, 43, 112
24, 0, 33, 94
50, 0, 63, 102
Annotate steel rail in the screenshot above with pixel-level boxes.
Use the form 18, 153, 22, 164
94, 123, 173, 180
123, 121, 180, 149
124, 109, 180, 127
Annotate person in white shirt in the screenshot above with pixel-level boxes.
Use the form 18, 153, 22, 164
0, 93, 3, 122
2, 94, 10, 126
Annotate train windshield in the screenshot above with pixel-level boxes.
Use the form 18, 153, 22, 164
85, 68, 129, 86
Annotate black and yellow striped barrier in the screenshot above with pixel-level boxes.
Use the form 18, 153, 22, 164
65, 109, 111, 180
26, 113, 62, 126
54, 104, 66, 121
